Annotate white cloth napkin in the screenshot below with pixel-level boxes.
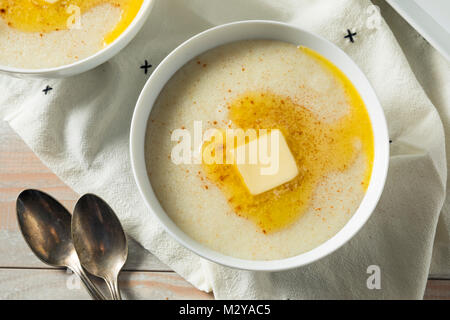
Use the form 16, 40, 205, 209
1, 0, 449, 299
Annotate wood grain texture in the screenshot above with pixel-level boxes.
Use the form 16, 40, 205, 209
0, 268, 446, 300
0, 269, 213, 300
0, 121, 169, 271
424, 280, 450, 300
0, 120, 449, 299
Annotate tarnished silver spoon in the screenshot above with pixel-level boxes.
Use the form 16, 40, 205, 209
72, 194, 128, 300
16, 189, 107, 300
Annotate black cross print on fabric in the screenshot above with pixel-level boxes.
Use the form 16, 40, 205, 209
140, 60, 152, 74
344, 29, 357, 43
43, 85, 52, 95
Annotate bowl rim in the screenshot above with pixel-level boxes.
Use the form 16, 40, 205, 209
0, 0, 155, 75
130, 20, 390, 271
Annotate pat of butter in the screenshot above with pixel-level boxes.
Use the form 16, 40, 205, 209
233, 129, 298, 195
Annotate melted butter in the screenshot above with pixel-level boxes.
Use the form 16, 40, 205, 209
0, 0, 143, 44
202, 47, 374, 234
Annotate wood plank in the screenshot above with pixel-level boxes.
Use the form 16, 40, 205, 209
0, 198, 170, 271
424, 279, 450, 300
0, 269, 213, 300
0, 268, 447, 299
0, 121, 170, 271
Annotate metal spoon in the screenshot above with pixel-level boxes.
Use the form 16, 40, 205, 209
72, 194, 128, 300
16, 189, 107, 300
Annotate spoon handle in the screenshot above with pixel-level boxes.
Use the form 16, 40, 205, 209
70, 264, 107, 300
106, 276, 122, 300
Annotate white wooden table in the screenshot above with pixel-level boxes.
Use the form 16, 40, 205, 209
0, 120, 448, 299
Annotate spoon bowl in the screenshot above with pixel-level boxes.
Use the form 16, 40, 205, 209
72, 194, 128, 300
16, 189, 106, 300
17, 189, 73, 267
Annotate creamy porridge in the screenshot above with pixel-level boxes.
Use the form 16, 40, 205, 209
0, 0, 143, 68
145, 40, 374, 260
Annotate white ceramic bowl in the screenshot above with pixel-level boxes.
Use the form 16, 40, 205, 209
130, 20, 390, 271
0, 0, 155, 78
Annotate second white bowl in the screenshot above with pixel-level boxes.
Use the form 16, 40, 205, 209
0, 0, 155, 78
